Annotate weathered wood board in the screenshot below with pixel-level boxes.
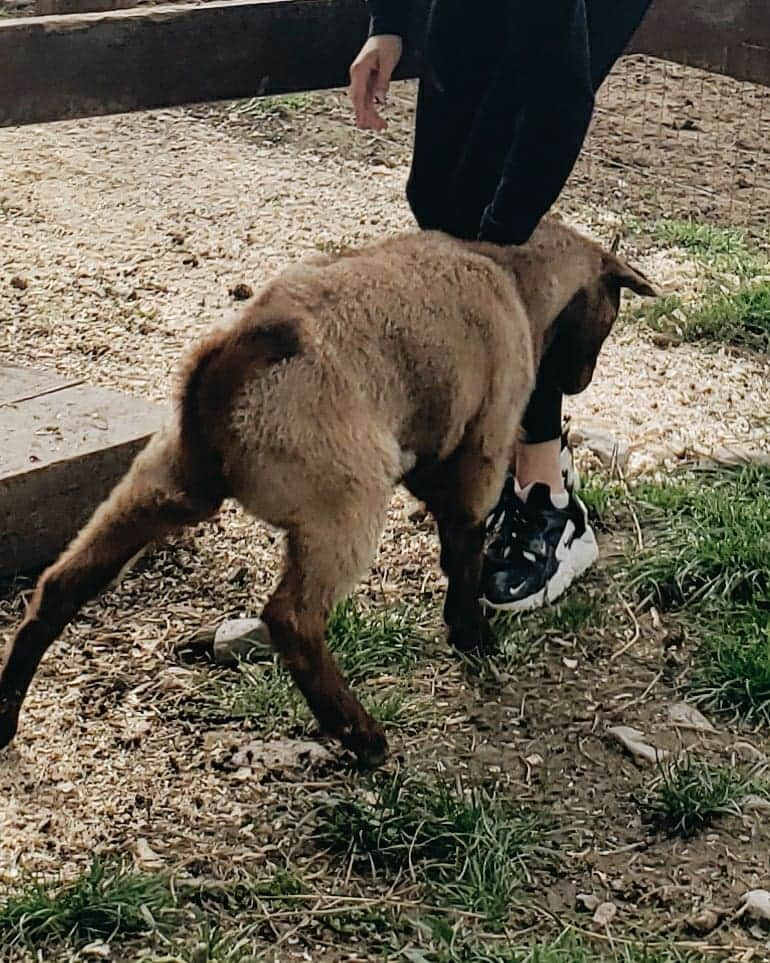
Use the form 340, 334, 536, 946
0, 0, 768, 129
0, 366, 164, 576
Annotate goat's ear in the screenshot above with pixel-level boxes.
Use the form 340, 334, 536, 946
603, 254, 659, 298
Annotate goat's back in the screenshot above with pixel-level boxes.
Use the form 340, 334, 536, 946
184, 232, 533, 524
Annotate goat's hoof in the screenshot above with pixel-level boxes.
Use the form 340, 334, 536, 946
348, 724, 388, 770
448, 620, 493, 654
0, 696, 20, 751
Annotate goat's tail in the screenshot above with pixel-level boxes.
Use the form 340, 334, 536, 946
178, 318, 303, 502
0, 317, 303, 752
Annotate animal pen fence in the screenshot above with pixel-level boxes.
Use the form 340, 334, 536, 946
0, 0, 768, 233
0, 0, 768, 574
0, 0, 768, 234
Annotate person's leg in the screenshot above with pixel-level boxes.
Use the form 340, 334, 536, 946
482, 0, 652, 612
406, 0, 511, 238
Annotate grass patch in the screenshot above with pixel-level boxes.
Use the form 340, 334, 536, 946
627, 216, 767, 278
193, 659, 302, 728
314, 771, 548, 924
626, 466, 770, 608
624, 216, 770, 351
629, 280, 770, 353
577, 467, 770, 720
327, 599, 428, 684
689, 602, 770, 720
487, 590, 606, 673
0, 858, 173, 950
430, 936, 704, 963
228, 92, 313, 118
190, 600, 431, 732
643, 218, 757, 266
640, 755, 769, 838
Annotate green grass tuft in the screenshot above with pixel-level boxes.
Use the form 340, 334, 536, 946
314, 771, 548, 923
640, 755, 768, 838
630, 281, 770, 354
624, 216, 770, 351
327, 599, 428, 683
627, 216, 767, 279
190, 600, 430, 733
689, 602, 770, 720
646, 218, 752, 259
0, 858, 173, 949
228, 92, 312, 118
432, 937, 704, 963
627, 467, 770, 608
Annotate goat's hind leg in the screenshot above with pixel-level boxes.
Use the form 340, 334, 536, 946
0, 433, 221, 749
262, 498, 390, 767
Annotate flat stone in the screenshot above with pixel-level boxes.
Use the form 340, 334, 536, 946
213, 618, 273, 666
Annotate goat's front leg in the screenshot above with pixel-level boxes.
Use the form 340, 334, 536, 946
436, 515, 491, 652
262, 519, 389, 767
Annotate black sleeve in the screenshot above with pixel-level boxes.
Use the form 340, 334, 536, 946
367, 0, 413, 38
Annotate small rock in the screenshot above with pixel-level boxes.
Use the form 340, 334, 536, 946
577, 893, 601, 912
229, 282, 254, 301
668, 702, 716, 733
10, 275, 28, 290
743, 794, 770, 814
231, 738, 332, 773
593, 901, 618, 926
739, 890, 770, 925
134, 838, 164, 870
81, 942, 111, 959
608, 725, 666, 766
707, 445, 770, 470
214, 618, 273, 666
569, 424, 630, 470
688, 907, 722, 934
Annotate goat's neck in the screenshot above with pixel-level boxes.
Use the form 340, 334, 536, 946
505, 247, 589, 362
516, 249, 584, 321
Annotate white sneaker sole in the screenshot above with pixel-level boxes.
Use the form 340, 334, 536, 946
480, 527, 599, 614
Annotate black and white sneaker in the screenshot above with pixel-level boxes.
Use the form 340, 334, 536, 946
480, 477, 598, 614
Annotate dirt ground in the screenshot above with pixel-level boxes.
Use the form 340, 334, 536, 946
1, 57, 769, 960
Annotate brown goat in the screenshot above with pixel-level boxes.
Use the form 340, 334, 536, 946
0, 219, 655, 765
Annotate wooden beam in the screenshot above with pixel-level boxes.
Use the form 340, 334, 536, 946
0, 0, 374, 128
0, 367, 163, 575
0, 0, 767, 126
35, 0, 132, 15
629, 0, 770, 87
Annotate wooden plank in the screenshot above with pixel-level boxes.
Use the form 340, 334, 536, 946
0, 382, 163, 575
0, 0, 373, 127
1, 0, 768, 129
35, 0, 132, 14
0, 364, 82, 406
629, 0, 770, 87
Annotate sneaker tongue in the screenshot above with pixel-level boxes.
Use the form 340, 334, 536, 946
518, 482, 568, 511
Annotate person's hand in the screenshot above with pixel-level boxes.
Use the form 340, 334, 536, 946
349, 34, 403, 131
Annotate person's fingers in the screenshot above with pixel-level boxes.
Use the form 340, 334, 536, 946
366, 71, 387, 130
348, 61, 371, 127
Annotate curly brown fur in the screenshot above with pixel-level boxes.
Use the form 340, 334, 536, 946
0, 218, 655, 764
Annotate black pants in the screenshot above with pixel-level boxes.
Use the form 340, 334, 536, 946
406, 0, 651, 444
